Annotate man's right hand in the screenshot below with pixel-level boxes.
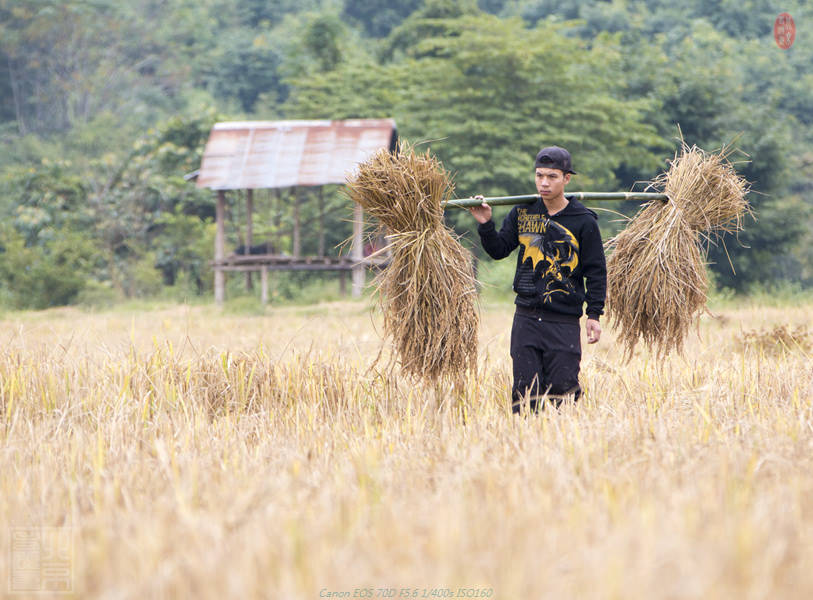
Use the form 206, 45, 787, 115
467, 195, 492, 224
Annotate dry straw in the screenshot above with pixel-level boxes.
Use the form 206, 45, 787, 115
606, 141, 750, 357
738, 325, 812, 355
346, 143, 479, 382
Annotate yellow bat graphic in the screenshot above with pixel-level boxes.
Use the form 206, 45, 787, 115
518, 223, 580, 277
519, 234, 548, 271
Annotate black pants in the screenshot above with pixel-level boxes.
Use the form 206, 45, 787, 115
510, 311, 582, 413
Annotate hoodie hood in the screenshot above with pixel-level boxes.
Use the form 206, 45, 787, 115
529, 196, 597, 219
560, 197, 597, 219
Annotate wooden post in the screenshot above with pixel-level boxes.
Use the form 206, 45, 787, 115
339, 270, 347, 296
245, 188, 254, 291
293, 187, 301, 259
214, 190, 226, 304
351, 203, 364, 298
260, 267, 269, 305
318, 186, 325, 257
274, 189, 282, 230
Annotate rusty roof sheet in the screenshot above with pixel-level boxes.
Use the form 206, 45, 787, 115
196, 119, 397, 190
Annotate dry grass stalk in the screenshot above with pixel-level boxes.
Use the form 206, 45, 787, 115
739, 324, 812, 355
4, 304, 813, 599
606, 142, 750, 357
346, 143, 479, 382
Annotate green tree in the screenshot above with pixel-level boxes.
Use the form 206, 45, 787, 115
2, 0, 811, 305
0, 227, 96, 309
381, 0, 480, 61
304, 14, 346, 72
203, 30, 285, 112
342, 0, 423, 38
284, 13, 664, 242
153, 210, 213, 293
86, 112, 217, 294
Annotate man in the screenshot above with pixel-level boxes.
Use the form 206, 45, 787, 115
469, 146, 606, 413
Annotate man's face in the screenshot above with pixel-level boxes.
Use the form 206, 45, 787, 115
535, 167, 570, 200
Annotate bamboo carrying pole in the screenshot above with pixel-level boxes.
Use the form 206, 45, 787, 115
443, 192, 668, 209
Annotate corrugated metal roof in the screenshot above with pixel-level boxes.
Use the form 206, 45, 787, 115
196, 119, 397, 190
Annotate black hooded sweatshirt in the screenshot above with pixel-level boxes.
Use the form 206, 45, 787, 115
477, 197, 606, 322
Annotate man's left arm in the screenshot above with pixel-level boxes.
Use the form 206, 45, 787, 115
581, 217, 607, 344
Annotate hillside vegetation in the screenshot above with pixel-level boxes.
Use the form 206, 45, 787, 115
1, 1, 812, 308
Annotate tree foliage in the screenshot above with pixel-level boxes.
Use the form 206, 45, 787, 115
0, 0, 812, 306
342, 0, 423, 38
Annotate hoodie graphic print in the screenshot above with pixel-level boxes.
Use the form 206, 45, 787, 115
477, 198, 607, 320
516, 209, 580, 303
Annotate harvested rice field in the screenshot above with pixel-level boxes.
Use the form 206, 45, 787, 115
1, 300, 812, 599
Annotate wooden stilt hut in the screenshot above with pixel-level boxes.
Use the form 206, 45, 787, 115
194, 119, 397, 304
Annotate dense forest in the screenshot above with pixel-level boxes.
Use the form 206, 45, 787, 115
1, 0, 811, 308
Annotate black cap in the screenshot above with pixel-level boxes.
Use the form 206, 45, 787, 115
534, 146, 576, 174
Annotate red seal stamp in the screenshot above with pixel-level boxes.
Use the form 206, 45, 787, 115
774, 13, 796, 49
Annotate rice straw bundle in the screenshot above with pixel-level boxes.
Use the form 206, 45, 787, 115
606, 142, 750, 357
346, 143, 479, 382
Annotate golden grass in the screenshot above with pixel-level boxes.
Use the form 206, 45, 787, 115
1, 301, 812, 599
738, 324, 812, 355
346, 143, 479, 382
606, 142, 750, 358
